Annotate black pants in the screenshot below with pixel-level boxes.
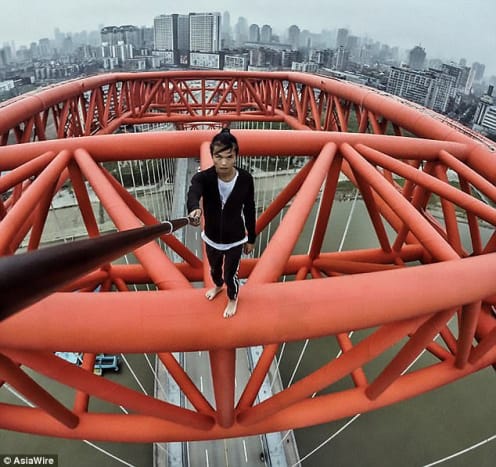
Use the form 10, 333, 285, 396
205, 243, 243, 300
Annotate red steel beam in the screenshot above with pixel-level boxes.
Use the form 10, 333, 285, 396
73, 148, 190, 290
0, 130, 469, 171
1, 71, 495, 442
0, 353, 79, 428
2, 253, 495, 353
0, 150, 71, 254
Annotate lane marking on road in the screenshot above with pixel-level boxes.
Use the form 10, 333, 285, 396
224, 439, 229, 466
243, 440, 248, 463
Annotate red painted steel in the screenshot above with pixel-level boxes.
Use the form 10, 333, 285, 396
0, 71, 495, 442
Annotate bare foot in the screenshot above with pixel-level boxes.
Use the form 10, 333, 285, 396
205, 286, 223, 300
223, 299, 238, 318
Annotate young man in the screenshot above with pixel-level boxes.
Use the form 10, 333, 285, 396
187, 128, 256, 318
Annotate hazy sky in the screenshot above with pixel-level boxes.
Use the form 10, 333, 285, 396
2, 0, 495, 76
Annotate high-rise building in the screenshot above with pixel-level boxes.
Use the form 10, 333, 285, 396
261, 25, 272, 43
221, 11, 233, 48
153, 14, 189, 57
249, 24, 260, 43
408, 46, 426, 70
189, 12, 221, 53
38, 38, 52, 58
62, 35, 74, 55
140, 27, 154, 50
387, 67, 432, 107
300, 30, 311, 50
471, 62, 486, 82
234, 17, 249, 45
177, 16, 190, 51
288, 25, 300, 50
0, 49, 6, 68
101, 25, 141, 48
101, 27, 118, 46
473, 85, 496, 135
154, 15, 174, 51
335, 46, 349, 71
463, 67, 476, 95
222, 11, 231, 34
441, 63, 465, 88
427, 69, 457, 112
120, 25, 141, 48
336, 28, 348, 48
311, 49, 334, 68
0, 45, 12, 67
53, 28, 65, 50
346, 35, 360, 60
386, 66, 456, 113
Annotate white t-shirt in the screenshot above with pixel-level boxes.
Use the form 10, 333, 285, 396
218, 171, 238, 208
202, 171, 248, 250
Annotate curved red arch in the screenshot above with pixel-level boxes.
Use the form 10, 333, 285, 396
0, 71, 495, 441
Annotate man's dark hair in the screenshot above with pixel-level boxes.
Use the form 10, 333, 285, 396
210, 128, 239, 156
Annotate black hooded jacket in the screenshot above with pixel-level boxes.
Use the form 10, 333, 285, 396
187, 166, 256, 245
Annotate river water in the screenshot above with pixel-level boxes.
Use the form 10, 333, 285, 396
271, 198, 496, 467
0, 353, 154, 466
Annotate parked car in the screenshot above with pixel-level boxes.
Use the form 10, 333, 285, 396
95, 353, 120, 372
55, 352, 120, 374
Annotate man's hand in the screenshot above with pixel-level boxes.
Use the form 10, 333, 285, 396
243, 243, 254, 255
188, 209, 202, 226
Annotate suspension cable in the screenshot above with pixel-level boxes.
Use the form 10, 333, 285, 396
287, 340, 310, 388
289, 188, 458, 464
338, 189, 359, 252
287, 189, 360, 395
422, 434, 496, 467
119, 353, 148, 395
143, 352, 167, 398
270, 342, 286, 393
293, 414, 361, 467
298, 331, 446, 465
3, 383, 138, 466
83, 441, 137, 467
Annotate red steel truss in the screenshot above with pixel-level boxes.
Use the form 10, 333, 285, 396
0, 71, 495, 441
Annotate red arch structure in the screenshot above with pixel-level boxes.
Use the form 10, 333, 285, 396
0, 71, 495, 442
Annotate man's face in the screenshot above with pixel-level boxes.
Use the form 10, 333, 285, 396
212, 145, 236, 176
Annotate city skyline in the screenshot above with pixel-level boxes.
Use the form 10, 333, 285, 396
2, 0, 495, 77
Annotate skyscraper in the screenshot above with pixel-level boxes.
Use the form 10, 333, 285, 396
234, 17, 249, 45
260, 25, 272, 43
154, 15, 176, 51
472, 62, 486, 82
249, 24, 260, 43
222, 11, 233, 48
189, 12, 221, 53
154, 14, 190, 51
386, 66, 456, 113
473, 85, 496, 135
177, 15, 190, 51
408, 46, 426, 70
101, 25, 140, 48
288, 25, 300, 50
336, 28, 348, 48
153, 14, 189, 65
